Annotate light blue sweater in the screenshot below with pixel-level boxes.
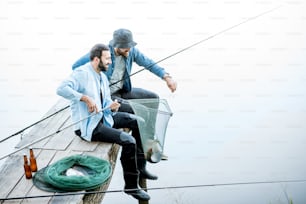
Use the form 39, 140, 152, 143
57, 62, 114, 141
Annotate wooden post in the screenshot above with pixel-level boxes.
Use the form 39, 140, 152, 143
138, 177, 149, 204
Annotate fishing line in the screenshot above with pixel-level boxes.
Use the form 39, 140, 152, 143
0, 178, 305, 201
0, 5, 281, 143
0, 106, 111, 161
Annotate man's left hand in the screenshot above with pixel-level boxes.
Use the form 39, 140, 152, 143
164, 76, 177, 92
110, 100, 121, 112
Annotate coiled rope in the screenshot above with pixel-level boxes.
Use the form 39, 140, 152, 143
33, 154, 112, 192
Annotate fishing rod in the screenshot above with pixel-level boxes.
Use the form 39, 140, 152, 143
110, 5, 282, 86
0, 97, 171, 144
0, 5, 281, 143
0, 178, 305, 201
0, 97, 172, 161
0, 106, 111, 161
0, 106, 70, 143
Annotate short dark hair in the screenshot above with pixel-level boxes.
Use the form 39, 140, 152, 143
89, 44, 109, 60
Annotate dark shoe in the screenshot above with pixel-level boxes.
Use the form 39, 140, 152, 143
139, 168, 158, 180
147, 149, 162, 163
137, 156, 158, 180
161, 153, 168, 160
124, 188, 150, 201
146, 142, 163, 163
123, 172, 151, 201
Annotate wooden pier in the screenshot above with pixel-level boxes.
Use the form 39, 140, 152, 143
0, 99, 120, 204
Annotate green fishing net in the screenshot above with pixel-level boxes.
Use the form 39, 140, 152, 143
33, 154, 112, 192
128, 98, 173, 163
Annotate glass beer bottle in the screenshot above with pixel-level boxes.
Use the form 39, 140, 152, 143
29, 148, 38, 172
23, 154, 32, 179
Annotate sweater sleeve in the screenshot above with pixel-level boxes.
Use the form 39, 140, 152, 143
56, 69, 87, 101
72, 53, 91, 70
133, 47, 167, 79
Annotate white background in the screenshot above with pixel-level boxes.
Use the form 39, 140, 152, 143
1, 0, 306, 203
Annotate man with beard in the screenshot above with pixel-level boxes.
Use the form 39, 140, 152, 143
57, 44, 150, 201
72, 28, 177, 98
72, 28, 177, 165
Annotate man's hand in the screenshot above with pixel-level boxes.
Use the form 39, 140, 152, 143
81, 95, 98, 113
110, 99, 121, 112
164, 75, 177, 92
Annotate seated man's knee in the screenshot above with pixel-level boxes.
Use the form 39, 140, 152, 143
152, 92, 159, 99
120, 132, 136, 145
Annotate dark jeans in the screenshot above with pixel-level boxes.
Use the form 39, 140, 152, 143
112, 88, 159, 141
90, 112, 144, 173
112, 87, 159, 113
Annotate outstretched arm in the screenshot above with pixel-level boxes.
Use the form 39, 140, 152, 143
133, 47, 177, 92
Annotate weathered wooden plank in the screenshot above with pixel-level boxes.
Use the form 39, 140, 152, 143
26, 99, 69, 130
15, 99, 70, 149
29, 110, 71, 149
86, 143, 114, 161
38, 99, 70, 124
3, 164, 40, 203
0, 155, 25, 200
51, 149, 83, 163
15, 107, 70, 149
1, 198, 22, 204
0, 149, 55, 204
0, 98, 121, 204
68, 135, 99, 152
20, 149, 57, 204
14, 99, 69, 148
41, 120, 75, 151
6, 150, 43, 195
49, 193, 83, 204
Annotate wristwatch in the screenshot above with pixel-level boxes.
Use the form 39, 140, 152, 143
163, 73, 172, 79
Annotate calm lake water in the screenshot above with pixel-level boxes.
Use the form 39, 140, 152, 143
1, 0, 306, 203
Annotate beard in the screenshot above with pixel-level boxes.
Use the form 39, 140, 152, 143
98, 61, 108, 71
116, 49, 129, 57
